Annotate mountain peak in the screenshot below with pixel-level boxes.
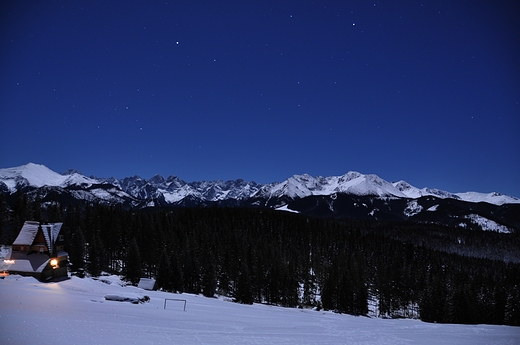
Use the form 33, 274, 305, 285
340, 171, 363, 181
0, 163, 65, 190
0, 163, 98, 192
149, 174, 166, 185
62, 169, 83, 176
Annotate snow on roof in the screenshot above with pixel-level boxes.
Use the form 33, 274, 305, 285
3, 251, 50, 273
41, 223, 63, 252
12, 221, 63, 248
12, 221, 40, 246
137, 278, 156, 290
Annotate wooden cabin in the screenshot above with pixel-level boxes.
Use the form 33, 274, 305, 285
1, 221, 68, 281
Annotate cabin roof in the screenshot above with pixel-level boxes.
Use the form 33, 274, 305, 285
12, 221, 63, 249
2, 250, 50, 273
138, 278, 157, 290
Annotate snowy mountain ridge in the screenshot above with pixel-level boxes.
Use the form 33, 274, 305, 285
0, 163, 98, 191
259, 171, 520, 206
1, 163, 519, 206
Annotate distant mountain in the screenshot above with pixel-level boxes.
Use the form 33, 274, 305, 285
1, 163, 519, 233
0, 163, 97, 190
0, 163, 139, 207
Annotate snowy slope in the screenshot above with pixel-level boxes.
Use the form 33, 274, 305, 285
1, 275, 518, 345
392, 180, 520, 205
394, 180, 462, 200
463, 214, 511, 233
455, 191, 520, 206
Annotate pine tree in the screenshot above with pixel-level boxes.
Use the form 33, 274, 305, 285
87, 233, 106, 277
201, 257, 217, 298
234, 260, 253, 304
156, 250, 173, 291
124, 238, 142, 285
69, 226, 86, 273
169, 250, 184, 293
504, 285, 520, 326
13, 190, 31, 231
0, 192, 13, 244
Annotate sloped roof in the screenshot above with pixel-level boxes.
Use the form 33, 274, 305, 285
12, 221, 63, 249
138, 278, 156, 290
12, 221, 40, 246
2, 251, 50, 273
41, 223, 63, 252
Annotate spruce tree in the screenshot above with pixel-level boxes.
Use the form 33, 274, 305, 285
156, 250, 173, 291
69, 226, 86, 273
125, 238, 142, 285
504, 286, 520, 326
201, 257, 217, 298
234, 260, 254, 304
87, 233, 106, 277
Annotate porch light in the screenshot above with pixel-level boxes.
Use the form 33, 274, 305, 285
50, 258, 58, 268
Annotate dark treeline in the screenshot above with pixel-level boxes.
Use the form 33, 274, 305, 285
1, 196, 519, 326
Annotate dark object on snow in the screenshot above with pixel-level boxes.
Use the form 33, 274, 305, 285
105, 295, 150, 304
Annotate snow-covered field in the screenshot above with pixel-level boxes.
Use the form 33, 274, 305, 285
1, 275, 518, 345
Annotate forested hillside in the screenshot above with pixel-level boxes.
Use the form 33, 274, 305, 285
1, 196, 519, 325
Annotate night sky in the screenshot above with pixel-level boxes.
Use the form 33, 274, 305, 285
1, 1, 519, 197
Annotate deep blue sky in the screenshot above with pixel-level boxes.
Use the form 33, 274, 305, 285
1, 1, 519, 196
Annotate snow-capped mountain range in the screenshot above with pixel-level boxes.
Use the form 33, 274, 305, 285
260, 172, 519, 205
1, 163, 519, 232
1, 163, 518, 206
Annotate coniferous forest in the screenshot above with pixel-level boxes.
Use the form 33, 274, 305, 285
1, 196, 519, 326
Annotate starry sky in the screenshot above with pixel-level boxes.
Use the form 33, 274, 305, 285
1, 1, 519, 197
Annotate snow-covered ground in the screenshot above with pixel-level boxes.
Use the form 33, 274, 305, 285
1, 275, 518, 344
